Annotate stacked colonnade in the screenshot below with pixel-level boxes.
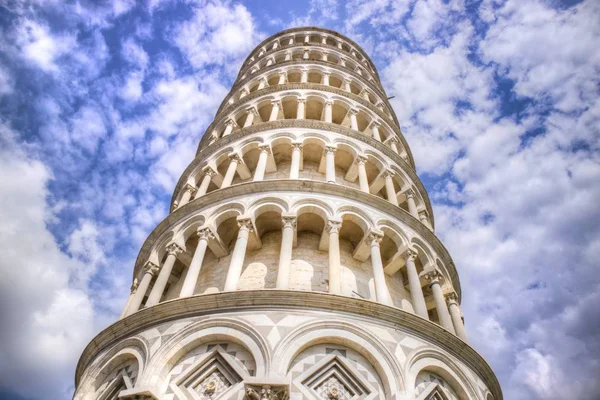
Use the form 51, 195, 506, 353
74, 27, 501, 400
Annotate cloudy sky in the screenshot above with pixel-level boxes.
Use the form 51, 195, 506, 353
0, 0, 598, 399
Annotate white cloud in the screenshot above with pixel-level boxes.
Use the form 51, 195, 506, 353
13, 19, 75, 72
0, 123, 105, 400
172, 0, 262, 72
69, 105, 108, 153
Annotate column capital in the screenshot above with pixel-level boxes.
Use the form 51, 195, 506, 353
384, 169, 395, 178
403, 248, 418, 262
324, 145, 337, 154
343, 76, 352, 84
271, 99, 281, 107
258, 144, 272, 154
225, 118, 236, 127
281, 214, 297, 229
184, 183, 197, 195
367, 230, 384, 246
278, 70, 287, 77
240, 87, 249, 95
326, 219, 342, 234
356, 154, 368, 165
166, 242, 184, 256
323, 71, 331, 77
228, 152, 242, 163
202, 165, 217, 177
237, 217, 254, 232
349, 108, 359, 115
246, 106, 258, 115
143, 261, 159, 275
324, 99, 333, 107
296, 97, 306, 104
291, 141, 303, 150
446, 292, 459, 306
404, 188, 416, 199
197, 226, 215, 241
259, 75, 269, 83
130, 278, 139, 294
424, 269, 443, 285
370, 121, 381, 128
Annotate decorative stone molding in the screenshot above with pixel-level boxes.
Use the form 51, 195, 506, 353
75, 290, 501, 400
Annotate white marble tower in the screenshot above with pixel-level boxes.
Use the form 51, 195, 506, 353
74, 27, 501, 400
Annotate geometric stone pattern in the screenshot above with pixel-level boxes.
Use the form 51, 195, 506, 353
289, 345, 384, 398
415, 372, 459, 400
94, 359, 138, 399
73, 307, 497, 399
165, 342, 256, 394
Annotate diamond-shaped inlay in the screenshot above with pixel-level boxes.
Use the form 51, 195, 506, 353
194, 370, 231, 399
315, 375, 353, 399
170, 348, 247, 400
296, 354, 376, 400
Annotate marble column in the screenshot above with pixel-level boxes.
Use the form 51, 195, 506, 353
325, 146, 336, 183
194, 167, 216, 199
369, 231, 392, 305
289, 142, 303, 179
324, 100, 333, 123
405, 189, 419, 218
323, 72, 330, 86
389, 139, 399, 154
239, 88, 249, 99
265, 57, 274, 67
285, 51, 292, 61
447, 293, 469, 342
253, 145, 271, 181
371, 122, 382, 141
322, 53, 328, 62
146, 243, 183, 307
243, 107, 257, 128
221, 153, 241, 188
120, 279, 138, 319
405, 249, 428, 319
258, 77, 268, 90
419, 212, 433, 230
426, 270, 455, 333
276, 215, 297, 289
125, 261, 158, 316
178, 184, 196, 208
224, 218, 253, 291
384, 170, 399, 206
356, 156, 369, 193
297, 98, 306, 119
301, 69, 309, 83
278, 71, 287, 85
222, 119, 235, 137
179, 227, 214, 298
327, 219, 342, 295
349, 109, 359, 130
361, 90, 370, 101
269, 100, 280, 121
344, 78, 352, 92
303, 50, 309, 60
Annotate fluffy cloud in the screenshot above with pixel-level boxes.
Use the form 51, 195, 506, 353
172, 0, 263, 72
0, 124, 104, 399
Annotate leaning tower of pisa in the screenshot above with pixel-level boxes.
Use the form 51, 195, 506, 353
74, 27, 501, 400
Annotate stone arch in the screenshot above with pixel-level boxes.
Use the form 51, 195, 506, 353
410, 237, 434, 270
405, 348, 478, 400
172, 213, 207, 244
152, 318, 270, 381
273, 321, 404, 396
90, 337, 148, 397
146, 230, 175, 268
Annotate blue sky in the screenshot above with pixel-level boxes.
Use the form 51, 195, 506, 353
0, 0, 598, 399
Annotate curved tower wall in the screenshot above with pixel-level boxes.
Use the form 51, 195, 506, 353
74, 27, 501, 400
